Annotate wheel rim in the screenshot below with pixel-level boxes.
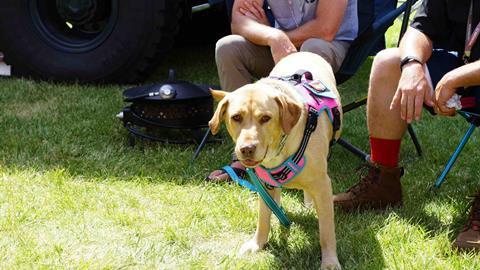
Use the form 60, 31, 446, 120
29, 0, 118, 53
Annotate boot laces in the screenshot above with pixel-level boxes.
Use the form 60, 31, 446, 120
464, 193, 480, 231
347, 163, 380, 195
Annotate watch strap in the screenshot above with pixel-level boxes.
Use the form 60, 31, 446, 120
400, 56, 423, 70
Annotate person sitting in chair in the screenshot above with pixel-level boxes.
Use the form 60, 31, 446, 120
207, 0, 358, 182
333, 0, 480, 250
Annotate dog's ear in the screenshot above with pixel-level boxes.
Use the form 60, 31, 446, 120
209, 96, 229, 135
210, 88, 228, 102
275, 94, 302, 135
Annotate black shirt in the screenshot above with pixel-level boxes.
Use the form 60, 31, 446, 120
411, 0, 480, 62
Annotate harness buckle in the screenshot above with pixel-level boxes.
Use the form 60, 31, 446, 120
307, 108, 319, 130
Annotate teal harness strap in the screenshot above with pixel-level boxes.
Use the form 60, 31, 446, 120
247, 168, 292, 228
222, 165, 292, 228
223, 166, 257, 192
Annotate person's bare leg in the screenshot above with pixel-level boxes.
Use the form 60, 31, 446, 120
367, 48, 407, 139
334, 48, 405, 211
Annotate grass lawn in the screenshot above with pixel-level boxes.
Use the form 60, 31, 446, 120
1, 20, 480, 270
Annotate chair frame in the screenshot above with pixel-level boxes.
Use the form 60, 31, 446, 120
433, 111, 480, 189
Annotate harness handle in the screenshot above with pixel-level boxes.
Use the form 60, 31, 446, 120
292, 69, 313, 81
270, 69, 313, 84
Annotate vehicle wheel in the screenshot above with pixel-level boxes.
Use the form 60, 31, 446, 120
0, 0, 186, 83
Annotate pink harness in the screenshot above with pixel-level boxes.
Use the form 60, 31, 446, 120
253, 71, 340, 188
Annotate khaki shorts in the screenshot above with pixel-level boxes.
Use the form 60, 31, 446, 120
215, 34, 350, 91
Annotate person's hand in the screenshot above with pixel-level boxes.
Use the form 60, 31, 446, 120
239, 1, 270, 26
434, 72, 457, 116
390, 62, 434, 123
269, 32, 297, 64
268, 30, 297, 64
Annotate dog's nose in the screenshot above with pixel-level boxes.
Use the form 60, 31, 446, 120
240, 144, 256, 157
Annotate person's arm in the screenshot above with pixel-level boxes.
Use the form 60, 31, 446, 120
286, 0, 347, 47
399, 27, 433, 64
231, 0, 297, 63
435, 60, 480, 115
390, 27, 434, 123
390, 0, 451, 122
231, 0, 270, 46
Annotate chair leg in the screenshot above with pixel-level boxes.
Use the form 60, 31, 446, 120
191, 128, 211, 163
407, 124, 422, 157
337, 138, 370, 161
342, 96, 367, 113
337, 97, 369, 159
433, 123, 476, 189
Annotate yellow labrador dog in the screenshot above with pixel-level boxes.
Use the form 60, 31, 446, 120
209, 52, 342, 270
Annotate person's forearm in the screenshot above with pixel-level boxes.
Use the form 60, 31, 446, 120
399, 27, 433, 65
286, 20, 338, 47
231, 10, 281, 47
443, 60, 480, 89
287, 0, 346, 47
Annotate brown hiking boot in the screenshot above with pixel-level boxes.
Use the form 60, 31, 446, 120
453, 192, 480, 251
334, 161, 403, 211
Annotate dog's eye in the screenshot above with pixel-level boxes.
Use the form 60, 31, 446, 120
231, 114, 242, 122
260, 115, 271, 124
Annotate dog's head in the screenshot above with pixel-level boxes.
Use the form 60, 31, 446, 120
209, 83, 303, 168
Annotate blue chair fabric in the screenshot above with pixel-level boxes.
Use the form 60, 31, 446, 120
336, 0, 406, 84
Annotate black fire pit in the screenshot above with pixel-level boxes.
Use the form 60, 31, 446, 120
118, 71, 215, 146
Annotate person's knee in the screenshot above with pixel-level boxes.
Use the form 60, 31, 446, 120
300, 38, 330, 51
369, 48, 401, 92
215, 35, 246, 64
300, 38, 343, 71
372, 48, 401, 75
300, 38, 334, 60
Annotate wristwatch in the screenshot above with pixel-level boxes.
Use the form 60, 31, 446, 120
400, 56, 423, 70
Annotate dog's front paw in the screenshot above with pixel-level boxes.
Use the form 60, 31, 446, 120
321, 258, 341, 270
239, 239, 265, 255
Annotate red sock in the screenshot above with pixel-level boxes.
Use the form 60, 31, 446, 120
370, 136, 401, 167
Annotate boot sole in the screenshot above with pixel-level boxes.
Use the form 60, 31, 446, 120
452, 241, 480, 252
335, 200, 403, 213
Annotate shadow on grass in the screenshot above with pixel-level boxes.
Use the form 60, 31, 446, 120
256, 208, 386, 269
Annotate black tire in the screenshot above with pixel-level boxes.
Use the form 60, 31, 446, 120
0, 0, 186, 83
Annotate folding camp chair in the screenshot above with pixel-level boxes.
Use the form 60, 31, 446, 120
335, 0, 422, 160
433, 106, 480, 189
192, 0, 422, 162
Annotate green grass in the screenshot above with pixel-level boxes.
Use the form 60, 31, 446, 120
1, 25, 480, 269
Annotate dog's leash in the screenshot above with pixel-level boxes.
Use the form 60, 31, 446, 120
224, 166, 292, 228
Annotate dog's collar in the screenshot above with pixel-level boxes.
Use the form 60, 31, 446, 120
254, 70, 341, 188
